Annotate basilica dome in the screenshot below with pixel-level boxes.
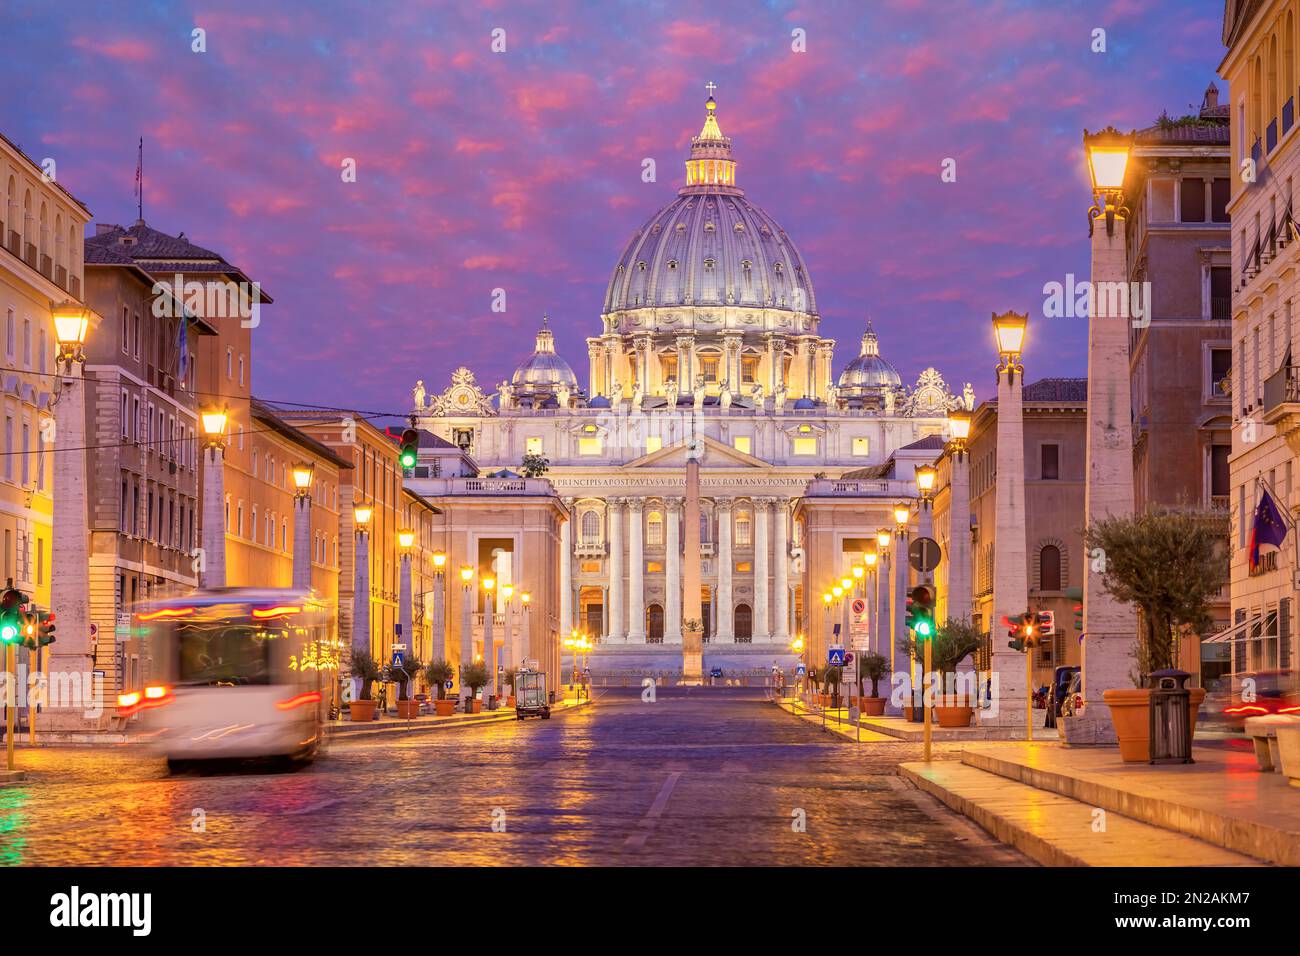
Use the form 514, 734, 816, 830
837, 322, 902, 397
511, 316, 579, 393
602, 96, 818, 318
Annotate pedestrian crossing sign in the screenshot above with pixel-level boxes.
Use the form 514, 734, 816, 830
827, 645, 846, 666
392, 650, 405, 668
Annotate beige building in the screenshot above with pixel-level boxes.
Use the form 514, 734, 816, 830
1220, 0, 1300, 689
0, 133, 90, 614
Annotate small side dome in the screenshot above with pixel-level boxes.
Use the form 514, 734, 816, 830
510, 314, 579, 396
837, 320, 902, 397
793, 396, 818, 410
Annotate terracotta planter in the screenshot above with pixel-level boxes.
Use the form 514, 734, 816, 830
861, 697, 886, 716
396, 699, 421, 719
936, 705, 974, 728
349, 699, 376, 722
1104, 687, 1207, 762
507, 696, 517, 708
468, 699, 483, 714
434, 699, 456, 717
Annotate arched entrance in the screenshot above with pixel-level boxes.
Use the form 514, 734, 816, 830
734, 603, 752, 643
646, 603, 664, 644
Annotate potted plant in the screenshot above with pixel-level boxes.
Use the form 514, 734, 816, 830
857, 652, 890, 716
1084, 509, 1225, 760
824, 666, 844, 709
348, 650, 381, 722
899, 618, 983, 727
393, 656, 422, 718
805, 665, 820, 706
460, 662, 488, 714
425, 659, 456, 716
504, 667, 517, 708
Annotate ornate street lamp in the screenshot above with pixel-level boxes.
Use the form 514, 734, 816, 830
200, 405, 228, 449
1084, 126, 1134, 235
198, 403, 229, 589
992, 310, 1028, 377
947, 407, 972, 456
291, 462, 315, 498
915, 464, 937, 508
397, 528, 415, 551
351, 501, 374, 706
51, 301, 90, 367
291, 462, 316, 590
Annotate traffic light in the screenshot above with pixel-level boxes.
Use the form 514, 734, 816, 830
398, 428, 419, 470
1036, 610, 1055, 636
32, 610, 55, 648
1005, 611, 1039, 653
1073, 603, 1083, 631
907, 585, 935, 639
0, 587, 26, 645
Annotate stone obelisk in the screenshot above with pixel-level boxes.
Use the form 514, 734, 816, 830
681, 438, 704, 683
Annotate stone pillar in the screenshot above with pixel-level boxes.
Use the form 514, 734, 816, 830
460, 578, 472, 703
676, 333, 694, 390
753, 498, 771, 640
1064, 206, 1139, 744
559, 498, 574, 636
985, 359, 1029, 728
606, 498, 625, 641
200, 445, 226, 588
946, 451, 972, 623
682, 457, 704, 681
627, 498, 646, 642
432, 570, 446, 662
398, 551, 412, 661
773, 498, 789, 643
587, 342, 602, 397
44, 365, 97, 730
482, 588, 496, 703
292, 495, 312, 590
715, 498, 735, 641
665, 496, 684, 643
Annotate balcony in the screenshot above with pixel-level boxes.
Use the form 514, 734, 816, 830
575, 541, 606, 558
1263, 365, 1300, 435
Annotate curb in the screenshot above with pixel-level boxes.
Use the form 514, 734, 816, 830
328, 698, 593, 741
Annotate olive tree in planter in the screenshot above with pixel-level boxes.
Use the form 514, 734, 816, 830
349, 650, 382, 722
393, 656, 423, 719
1083, 509, 1227, 760
824, 666, 844, 709
460, 662, 489, 714
899, 618, 983, 727
425, 659, 456, 715
857, 652, 890, 716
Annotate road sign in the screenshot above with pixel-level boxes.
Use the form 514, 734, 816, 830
795, 663, 807, 678
392, 650, 405, 668
444, 679, 454, 691
392, 643, 407, 652
909, 536, 942, 573
849, 598, 869, 649
827, 645, 847, 667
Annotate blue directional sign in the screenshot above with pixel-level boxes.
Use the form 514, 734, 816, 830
827, 645, 847, 667
444, 679, 454, 691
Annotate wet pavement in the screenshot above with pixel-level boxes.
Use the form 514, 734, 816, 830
0, 687, 1028, 866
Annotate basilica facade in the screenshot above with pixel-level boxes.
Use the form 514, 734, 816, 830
412, 95, 966, 676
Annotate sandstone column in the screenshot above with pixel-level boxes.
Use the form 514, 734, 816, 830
200, 444, 226, 588
606, 498, 625, 642
945, 450, 973, 624
559, 497, 574, 636
715, 497, 735, 641
772, 498, 790, 643
627, 498, 646, 642
665, 496, 683, 643
753, 498, 771, 641
292, 494, 312, 590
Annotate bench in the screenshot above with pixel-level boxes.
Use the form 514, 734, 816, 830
1278, 725, 1300, 788
1244, 715, 1300, 771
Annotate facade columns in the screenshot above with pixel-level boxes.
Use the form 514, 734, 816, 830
772, 498, 789, 643
715, 497, 735, 641
665, 496, 684, 643
675, 333, 695, 390
460, 575, 473, 702
606, 497, 625, 641
627, 498, 646, 642
559, 497, 574, 636
587, 341, 602, 397
753, 497, 771, 640
986, 359, 1029, 727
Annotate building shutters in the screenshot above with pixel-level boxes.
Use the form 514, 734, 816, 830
1234, 607, 1247, 672
1282, 599, 1292, 672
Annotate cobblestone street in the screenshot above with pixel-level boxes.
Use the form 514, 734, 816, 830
1, 689, 1026, 866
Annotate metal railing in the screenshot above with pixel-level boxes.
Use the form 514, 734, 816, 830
1263, 365, 1300, 414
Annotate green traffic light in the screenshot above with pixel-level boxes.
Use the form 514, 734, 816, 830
0, 623, 17, 643
401, 449, 416, 468
915, 619, 932, 637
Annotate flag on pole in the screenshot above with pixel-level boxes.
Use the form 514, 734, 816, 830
174, 315, 188, 385
1248, 487, 1289, 572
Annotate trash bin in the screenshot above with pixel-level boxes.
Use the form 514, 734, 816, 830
1148, 668, 1193, 764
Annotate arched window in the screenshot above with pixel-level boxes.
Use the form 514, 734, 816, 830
646, 510, 664, 547
734, 603, 752, 643
699, 511, 711, 543
735, 509, 752, 547
646, 604, 664, 644
1039, 545, 1062, 592
581, 510, 601, 545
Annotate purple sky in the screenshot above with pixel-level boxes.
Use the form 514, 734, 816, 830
2, 0, 1225, 417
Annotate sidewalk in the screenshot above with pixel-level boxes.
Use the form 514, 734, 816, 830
901, 741, 1298, 866
773, 697, 897, 742
329, 695, 592, 740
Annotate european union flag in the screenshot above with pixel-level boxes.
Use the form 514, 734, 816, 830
1249, 487, 1289, 572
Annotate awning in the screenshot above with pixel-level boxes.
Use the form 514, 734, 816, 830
1202, 612, 1264, 644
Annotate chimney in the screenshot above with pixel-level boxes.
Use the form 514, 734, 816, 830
1202, 82, 1220, 111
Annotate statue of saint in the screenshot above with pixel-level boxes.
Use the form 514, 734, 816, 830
498, 381, 514, 410
774, 382, 787, 413
556, 383, 571, 409
412, 379, 426, 409
610, 380, 623, 410
750, 382, 764, 405
962, 382, 975, 411
665, 377, 679, 409
882, 387, 895, 416
719, 378, 732, 411
693, 375, 706, 412
631, 380, 643, 412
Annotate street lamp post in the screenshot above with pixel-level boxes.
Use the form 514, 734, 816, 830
894, 502, 916, 718
1064, 128, 1139, 745
291, 462, 315, 591
864, 549, 879, 658
44, 303, 96, 731
459, 565, 474, 710
198, 404, 229, 589
988, 310, 1030, 730
877, 527, 895, 713
482, 576, 496, 708
351, 503, 373, 706
945, 407, 973, 624
397, 529, 414, 688
518, 590, 531, 677
431, 550, 447, 662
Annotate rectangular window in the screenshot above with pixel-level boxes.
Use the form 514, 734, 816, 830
1180, 178, 1206, 222
22, 319, 30, 367
1041, 443, 1060, 480
525, 437, 543, 456
578, 437, 602, 456
646, 561, 663, 574
38, 328, 45, 374
3, 417, 12, 481
735, 561, 753, 573
20, 423, 29, 486
1211, 178, 1230, 223
1210, 267, 1231, 321
852, 437, 870, 456
1210, 445, 1231, 499
122, 306, 129, 352
645, 435, 662, 454
5, 308, 13, 357
733, 435, 752, 455
792, 437, 817, 456
35, 537, 42, 586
